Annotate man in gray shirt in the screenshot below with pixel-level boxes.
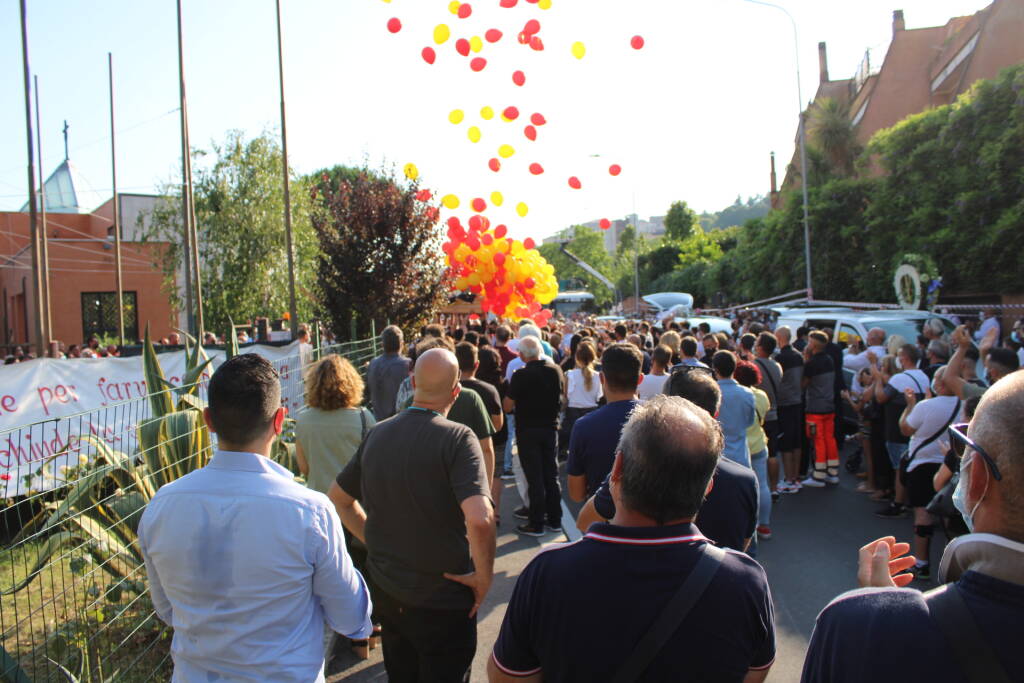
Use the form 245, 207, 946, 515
801, 331, 838, 487
366, 325, 409, 421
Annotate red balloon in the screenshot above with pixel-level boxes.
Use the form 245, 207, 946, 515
512, 70, 526, 86
447, 216, 462, 229
503, 106, 520, 121
421, 47, 436, 64
479, 216, 491, 231
425, 207, 439, 221
482, 233, 494, 245
416, 189, 433, 201
468, 214, 483, 230
524, 237, 536, 249
386, 17, 402, 33
493, 252, 506, 266
455, 38, 471, 56
631, 35, 645, 50
523, 125, 537, 141
457, 3, 472, 18
609, 164, 622, 176
599, 218, 611, 230
524, 277, 537, 290
488, 158, 501, 172
568, 176, 582, 189
470, 57, 487, 71
499, 0, 517, 6
517, 31, 530, 45
485, 28, 503, 42
442, 241, 454, 253
524, 19, 540, 34
471, 197, 487, 212
529, 163, 544, 175
494, 224, 508, 238
530, 112, 547, 126
529, 301, 541, 313
529, 35, 544, 51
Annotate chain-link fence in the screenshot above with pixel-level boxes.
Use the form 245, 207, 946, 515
0, 337, 380, 682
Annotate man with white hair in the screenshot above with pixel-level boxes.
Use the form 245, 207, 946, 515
843, 327, 888, 372
504, 336, 565, 536
504, 325, 549, 381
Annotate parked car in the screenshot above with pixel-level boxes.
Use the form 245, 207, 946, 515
775, 309, 955, 351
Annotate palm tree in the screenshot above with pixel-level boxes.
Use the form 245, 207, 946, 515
808, 97, 863, 176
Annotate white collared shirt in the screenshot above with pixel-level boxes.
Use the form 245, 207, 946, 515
139, 450, 372, 682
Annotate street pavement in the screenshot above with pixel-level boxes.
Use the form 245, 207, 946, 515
328, 441, 945, 682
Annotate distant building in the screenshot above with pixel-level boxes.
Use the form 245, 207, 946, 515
781, 0, 1024, 192
1, 160, 179, 349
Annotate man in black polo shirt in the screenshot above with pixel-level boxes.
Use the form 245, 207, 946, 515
774, 326, 805, 493
331, 348, 496, 682
575, 367, 758, 553
490, 395, 775, 682
802, 331, 839, 487
801, 371, 1024, 683
504, 336, 565, 536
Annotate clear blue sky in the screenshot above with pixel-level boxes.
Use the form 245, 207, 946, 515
0, 0, 990, 241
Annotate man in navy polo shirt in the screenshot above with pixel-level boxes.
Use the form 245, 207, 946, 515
566, 343, 642, 502
801, 371, 1024, 683
489, 395, 775, 682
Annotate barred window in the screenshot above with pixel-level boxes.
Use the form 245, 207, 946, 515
81, 291, 139, 342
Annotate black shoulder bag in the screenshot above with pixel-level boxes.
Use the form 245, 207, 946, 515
611, 544, 726, 683
924, 583, 1011, 683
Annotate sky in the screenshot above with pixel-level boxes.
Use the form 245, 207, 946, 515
0, 0, 991, 242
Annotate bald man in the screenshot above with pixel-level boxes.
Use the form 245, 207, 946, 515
332, 348, 496, 681
802, 370, 1024, 683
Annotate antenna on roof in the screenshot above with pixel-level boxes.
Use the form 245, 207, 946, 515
62, 119, 69, 161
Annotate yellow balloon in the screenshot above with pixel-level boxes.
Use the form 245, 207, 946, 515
448, 109, 464, 125
442, 194, 460, 209
467, 126, 482, 143
498, 144, 515, 158
403, 163, 419, 181
469, 36, 483, 53
572, 41, 586, 59
516, 202, 529, 217
538, 0, 552, 8
448, 1, 461, 15
490, 191, 504, 206
433, 24, 451, 45
480, 106, 494, 120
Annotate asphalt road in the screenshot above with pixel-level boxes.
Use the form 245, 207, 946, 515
328, 441, 945, 682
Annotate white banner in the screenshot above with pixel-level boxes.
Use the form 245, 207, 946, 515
0, 343, 310, 498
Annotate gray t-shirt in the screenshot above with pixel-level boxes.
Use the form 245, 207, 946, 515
336, 408, 489, 610
754, 357, 783, 421
775, 346, 805, 408
367, 353, 410, 421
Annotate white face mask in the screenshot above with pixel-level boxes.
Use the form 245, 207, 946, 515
953, 453, 990, 533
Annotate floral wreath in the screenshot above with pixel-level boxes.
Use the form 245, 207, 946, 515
894, 253, 942, 310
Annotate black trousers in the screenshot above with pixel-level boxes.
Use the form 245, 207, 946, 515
371, 583, 476, 683
517, 426, 562, 526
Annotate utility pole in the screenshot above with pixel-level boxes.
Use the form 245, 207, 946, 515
19, 0, 44, 357
34, 75, 52, 348
108, 53, 125, 346
176, 0, 196, 336
275, 0, 299, 338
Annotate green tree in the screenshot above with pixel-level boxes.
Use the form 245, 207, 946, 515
537, 225, 618, 307
144, 130, 318, 331
664, 201, 699, 241
808, 97, 863, 177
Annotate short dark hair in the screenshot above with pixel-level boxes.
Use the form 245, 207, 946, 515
739, 333, 756, 352
412, 335, 455, 362
899, 343, 920, 364
208, 354, 280, 446
756, 331, 777, 355
651, 344, 672, 368
425, 324, 444, 338
381, 325, 403, 354
989, 347, 1020, 374
464, 331, 479, 346
680, 336, 698, 358
808, 330, 829, 346
712, 350, 737, 378
797, 326, 810, 338
965, 345, 980, 362
496, 325, 512, 343
601, 343, 643, 392
618, 396, 723, 524
698, 322, 711, 334
614, 324, 628, 339
454, 341, 478, 372
749, 322, 765, 335
665, 367, 721, 416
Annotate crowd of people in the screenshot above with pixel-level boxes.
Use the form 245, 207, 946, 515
133, 308, 1023, 682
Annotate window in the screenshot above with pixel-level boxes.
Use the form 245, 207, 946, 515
838, 324, 862, 346
81, 291, 138, 343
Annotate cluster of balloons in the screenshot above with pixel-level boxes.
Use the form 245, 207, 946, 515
441, 208, 557, 326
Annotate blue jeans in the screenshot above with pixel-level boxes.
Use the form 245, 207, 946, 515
750, 448, 771, 529
503, 414, 516, 472
886, 441, 908, 469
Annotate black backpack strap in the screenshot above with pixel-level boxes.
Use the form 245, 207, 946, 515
611, 544, 725, 683
359, 407, 369, 440
755, 358, 779, 408
924, 584, 1011, 683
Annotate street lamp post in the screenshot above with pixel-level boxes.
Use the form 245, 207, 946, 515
743, 0, 813, 299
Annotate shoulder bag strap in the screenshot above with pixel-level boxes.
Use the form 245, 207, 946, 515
755, 358, 779, 407
907, 372, 924, 395
908, 399, 960, 463
924, 584, 1011, 683
611, 544, 725, 683
359, 407, 369, 441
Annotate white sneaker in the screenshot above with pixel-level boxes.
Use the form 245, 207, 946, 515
825, 475, 840, 485
801, 476, 826, 488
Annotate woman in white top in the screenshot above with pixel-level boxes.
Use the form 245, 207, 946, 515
559, 341, 602, 458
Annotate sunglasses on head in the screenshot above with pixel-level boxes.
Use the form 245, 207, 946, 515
947, 423, 1002, 481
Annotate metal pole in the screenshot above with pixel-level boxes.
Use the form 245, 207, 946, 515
19, 0, 44, 357
176, 0, 195, 336
184, 109, 204, 338
275, 0, 299, 339
108, 53, 125, 346
742, 0, 813, 298
34, 75, 52, 349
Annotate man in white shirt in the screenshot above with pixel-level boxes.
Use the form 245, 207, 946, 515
899, 366, 961, 580
843, 327, 887, 372
974, 308, 1000, 345
637, 344, 671, 402
139, 354, 372, 683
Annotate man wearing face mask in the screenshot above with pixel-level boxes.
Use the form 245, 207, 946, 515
800, 371, 1024, 683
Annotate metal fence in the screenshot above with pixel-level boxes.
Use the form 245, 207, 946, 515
0, 337, 380, 682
